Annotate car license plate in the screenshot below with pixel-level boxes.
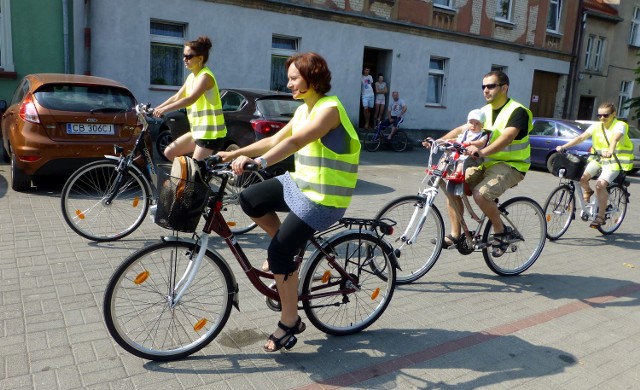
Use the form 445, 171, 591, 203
66, 123, 115, 135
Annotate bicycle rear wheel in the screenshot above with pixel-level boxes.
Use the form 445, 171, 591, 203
61, 160, 151, 241
598, 184, 628, 235
391, 130, 409, 152
103, 240, 234, 361
209, 170, 264, 234
543, 184, 575, 240
374, 195, 444, 283
302, 231, 396, 335
482, 196, 546, 276
363, 130, 381, 152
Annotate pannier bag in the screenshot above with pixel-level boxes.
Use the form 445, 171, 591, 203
154, 156, 209, 233
551, 153, 587, 181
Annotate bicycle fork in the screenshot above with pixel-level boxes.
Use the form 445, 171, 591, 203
169, 234, 210, 307
400, 190, 437, 245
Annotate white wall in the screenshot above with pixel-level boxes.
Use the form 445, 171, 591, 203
80, 0, 571, 132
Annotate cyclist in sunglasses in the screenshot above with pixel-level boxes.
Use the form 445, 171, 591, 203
556, 102, 633, 227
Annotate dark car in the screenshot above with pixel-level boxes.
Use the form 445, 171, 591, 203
529, 118, 593, 173
0, 73, 139, 191
152, 88, 302, 174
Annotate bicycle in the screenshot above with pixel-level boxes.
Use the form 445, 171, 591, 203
60, 103, 263, 241
103, 155, 398, 361
363, 118, 409, 152
543, 151, 630, 240
374, 138, 547, 283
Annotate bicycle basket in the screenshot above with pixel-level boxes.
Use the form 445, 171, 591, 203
551, 153, 587, 181
155, 156, 209, 233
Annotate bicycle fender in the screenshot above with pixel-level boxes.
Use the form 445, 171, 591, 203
297, 230, 400, 295
160, 236, 241, 311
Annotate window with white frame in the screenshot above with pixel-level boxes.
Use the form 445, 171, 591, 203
433, 0, 453, 8
495, 0, 512, 21
630, 7, 640, 47
618, 81, 634, 119
547, 0, 562, 33
150, 21, 187, 86
584, 35, 593, 69
592, 36, 605, 71
426, 57, 446, 106
270, 35, 299, 92
0, 0, 14, 72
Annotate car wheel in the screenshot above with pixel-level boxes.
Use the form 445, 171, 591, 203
546, 152, 558, 174
155, 129, 173, 161
10, 151, 31, 191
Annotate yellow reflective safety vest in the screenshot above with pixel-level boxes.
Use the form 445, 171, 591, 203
590, 119, 633, 172
185, 67, 227, 140
480, 99, 532, 173
290, 96, 361, 208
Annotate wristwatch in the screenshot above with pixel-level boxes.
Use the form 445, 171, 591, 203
254, 156, 268, 169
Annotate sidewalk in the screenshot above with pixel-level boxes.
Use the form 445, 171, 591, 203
1, 150, 639, 389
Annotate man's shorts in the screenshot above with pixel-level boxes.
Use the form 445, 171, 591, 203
194, 137, 225, 151
584, 160, 620, 183
465, 162, 524, 200
361, 95, 374, 108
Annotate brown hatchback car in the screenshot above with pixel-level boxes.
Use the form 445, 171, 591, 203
1, 73, 139, 191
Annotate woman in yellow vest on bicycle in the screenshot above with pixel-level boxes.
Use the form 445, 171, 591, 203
153, 36, 226, 161
218, 52, 360, 353
557, 102, 633, 227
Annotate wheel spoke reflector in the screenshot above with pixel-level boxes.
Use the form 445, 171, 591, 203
134, 271, 149, 285
194, 318, 208, 332
75, 210, 85, 219
371, 287, 380, 300
322, 270, 332, 283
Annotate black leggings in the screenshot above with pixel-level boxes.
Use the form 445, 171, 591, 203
239, 178, 315, 274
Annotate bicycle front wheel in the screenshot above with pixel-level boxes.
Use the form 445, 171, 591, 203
482, 196, 547, 276
598, 184, 628, 235
302, 232, 396, 335
209, 170, 264, 234
363, 130, 381, 152
374, 195, 444, 284
391, 130, 409, 152
103, 240, 234, 361
61, 160, 151, 241
543, 184, 575, 240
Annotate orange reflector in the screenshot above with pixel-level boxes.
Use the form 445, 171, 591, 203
134, 271, 149, 285
75, 210, 85, 220
132, 197, 139, 207
322, 270, 331, 283
371, 287, 380, 300
227, 222, 237, 227
546, 215, 551, 222
194, 318, 207, 332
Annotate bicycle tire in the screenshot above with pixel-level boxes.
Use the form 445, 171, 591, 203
543, 184, 575, 240
482, 196, 546, 276
363, 130, 381, 152
302, 231, 396, 335
391, 130, 409, 152
209, 170, 265, 234
61, 160, 151, 241
374, 195, 444, 284
103, 240, 234, 361
597, 184, 628, 235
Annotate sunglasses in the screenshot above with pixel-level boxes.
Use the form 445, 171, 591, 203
183, 54, 198, 60
481, 83, 504, 90
596, 113, 611, 118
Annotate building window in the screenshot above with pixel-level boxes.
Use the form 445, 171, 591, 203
491, 65, 508, 73
630, 7, 640, 47
433, 0, 453, 8
270, 35, 299, 92
584, 35, 593, 69
592, 36, 605, 71
427, 57, 446, 106
618, 81, 634, 119
495, 0, 512, 21
0, 0, 14, 72
150, 20, 187, 86
584, 35, 605, 71
547, 0, 562, 33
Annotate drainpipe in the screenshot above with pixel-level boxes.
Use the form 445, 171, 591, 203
62, 0, 70, 73
565, 0, 585, 119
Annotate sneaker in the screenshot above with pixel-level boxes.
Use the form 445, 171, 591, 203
491, 226, 513, 257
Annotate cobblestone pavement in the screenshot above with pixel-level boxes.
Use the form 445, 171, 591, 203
1, 149, 639, 389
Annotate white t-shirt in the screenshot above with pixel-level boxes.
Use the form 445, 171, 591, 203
361, 75, 374, 97
389, 98, 406, 117
585, 121, 627, 138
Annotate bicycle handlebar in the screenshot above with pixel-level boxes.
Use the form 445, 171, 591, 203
203, 155, 259, 176
423, 137, 469, 155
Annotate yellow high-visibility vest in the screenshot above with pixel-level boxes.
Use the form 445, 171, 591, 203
591, 119, 633, 172
186, 67, 226, 140
481, 99, 532, 173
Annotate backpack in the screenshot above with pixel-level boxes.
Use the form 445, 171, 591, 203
154, 156, 209, 233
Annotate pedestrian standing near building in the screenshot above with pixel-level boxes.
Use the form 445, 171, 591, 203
361, 67, 375, 129
374, 73, 388, 126
153, 35, 226, 161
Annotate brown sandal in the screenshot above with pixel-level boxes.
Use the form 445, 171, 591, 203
583, 189, 594, 203
590, 215, 605, 228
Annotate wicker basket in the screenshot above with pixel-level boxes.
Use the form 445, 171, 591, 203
551, 153, 587, 181
154, 157, 209, 233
